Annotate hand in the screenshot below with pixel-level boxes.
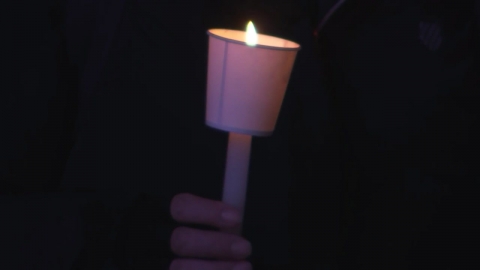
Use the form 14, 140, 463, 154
169, 193, 252, 270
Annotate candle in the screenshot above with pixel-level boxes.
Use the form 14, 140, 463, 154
206, 22, 300, 235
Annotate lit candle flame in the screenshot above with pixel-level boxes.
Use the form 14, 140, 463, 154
246, 21, 257, 46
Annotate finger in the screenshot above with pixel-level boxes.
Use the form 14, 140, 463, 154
170, 259, 252, 270
170, 193, 241, 228
170, 227, 252, 260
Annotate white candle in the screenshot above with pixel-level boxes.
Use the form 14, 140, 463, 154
206, 21, 300, 235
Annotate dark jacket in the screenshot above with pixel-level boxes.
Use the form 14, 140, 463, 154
316, 1, 480, 268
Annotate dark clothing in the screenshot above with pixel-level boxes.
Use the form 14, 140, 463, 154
1, 0, 76, 191
316, 1, 480, 268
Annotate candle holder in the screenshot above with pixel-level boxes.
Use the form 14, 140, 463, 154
206, 23, 300, 235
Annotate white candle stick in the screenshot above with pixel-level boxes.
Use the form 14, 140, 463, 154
221, 132, 252, 235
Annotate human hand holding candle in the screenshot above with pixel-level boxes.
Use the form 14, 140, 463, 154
169, 22, 299, 270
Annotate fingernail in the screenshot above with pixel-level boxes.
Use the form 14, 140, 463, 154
232, 262, 252, 270
222, 210, 241, 223
231, 240, 252, 256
